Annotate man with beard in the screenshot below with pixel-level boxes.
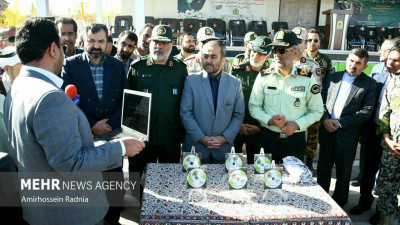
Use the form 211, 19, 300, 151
131, 23, 154, 60
232, 31, 257, 67
115, 31, 137, 75
175, 32, 195, 62
61, 23, 129, 225
185, 27, 231, 74
230, 36, 271, 163
55, 17, 84, 58
5, 18, 144, 225
249, 30, 323, 163
180, 40, 244, 163
127, 25, 188, 173
317, 48, 376, 208
375, 43, 400, 225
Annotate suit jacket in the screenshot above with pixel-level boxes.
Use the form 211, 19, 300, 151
4, 67, 123, 225
320, 71, 377, 146
360, 69, 389, 144
61, 53, 129, 129
180, 70, 245, 161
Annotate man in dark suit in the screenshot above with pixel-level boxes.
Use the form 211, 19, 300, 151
349, 39, 398, 223
317, 48, 377, 207
5, 18, 144, 225
61, 23, 129, 225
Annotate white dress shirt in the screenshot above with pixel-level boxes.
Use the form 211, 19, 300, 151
332, 72, 356, 120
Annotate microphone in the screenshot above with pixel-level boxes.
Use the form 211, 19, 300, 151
65, 84, 80, 104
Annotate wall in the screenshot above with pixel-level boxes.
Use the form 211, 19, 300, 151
319, 0, 334, 26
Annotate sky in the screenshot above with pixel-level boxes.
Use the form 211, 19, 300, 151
8, 0, 122, 16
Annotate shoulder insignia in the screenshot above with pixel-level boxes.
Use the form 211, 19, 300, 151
261, 68, 273, 76
316, 68, 322, 76
130, 58, 142, 66
297, 68, 312, 77
311, 84, 320, 94
196, 56, 201, 63
246, 65, 250, 71
300, 57, 306, 63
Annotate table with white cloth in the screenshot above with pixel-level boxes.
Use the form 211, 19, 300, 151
140, 163, 352, 225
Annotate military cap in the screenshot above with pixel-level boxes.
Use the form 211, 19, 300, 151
251, 36, 272, 55
197, 27, 219, 42
292, 27, 308, 40
149, 25, 173, 43
244, 32, 257, 43
268, 30, 298, 48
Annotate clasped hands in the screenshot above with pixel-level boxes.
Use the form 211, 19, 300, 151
384, 134, 400, 159
200, 136, 227, 149
268, 114, 299, 136
322, 119, 340, 132
238, 123, 261, 136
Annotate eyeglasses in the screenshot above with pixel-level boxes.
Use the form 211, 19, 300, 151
272, 47, 291, 55
307, 39, 319, 43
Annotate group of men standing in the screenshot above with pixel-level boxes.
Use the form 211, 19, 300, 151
2, 16, 400, 225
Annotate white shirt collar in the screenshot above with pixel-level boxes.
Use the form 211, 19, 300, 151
21, 65, 63, 88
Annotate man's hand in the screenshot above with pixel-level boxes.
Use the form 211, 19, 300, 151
331, 120, 340, 130
207, 136, 227, 149
323, 119, 338, 132
92, 119, 112, 136
121, 138, 145, 157
238, 124, 248, 135
281, 121, 299, 136
268, 114, 286, 128
199, 136, 213, 147
245, 124, 261, 135
384, 135, 400, 158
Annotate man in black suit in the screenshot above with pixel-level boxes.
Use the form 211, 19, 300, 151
317, 48, 377, 207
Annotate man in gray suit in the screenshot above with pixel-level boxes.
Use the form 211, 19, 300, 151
317, 48, 377, 208
4, 18, 144, 225
180, 40, 245, 163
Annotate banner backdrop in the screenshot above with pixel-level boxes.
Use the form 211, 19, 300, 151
178, 0, 266, 21
334, 0, 400, 27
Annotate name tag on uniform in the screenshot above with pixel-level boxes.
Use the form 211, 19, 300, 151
291, 86, 305, 92
267, 86, 277, 90
172, 88, 178, 95
142, 74, 151, 78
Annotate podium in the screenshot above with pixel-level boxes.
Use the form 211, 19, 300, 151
322, 9, 353, 50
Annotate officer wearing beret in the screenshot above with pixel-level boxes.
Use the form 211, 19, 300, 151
249, 30, 323, 163
232, 32, 257, 67
230, 36, 272, 163
185, 26, 231, 74
127, 25, 188, 174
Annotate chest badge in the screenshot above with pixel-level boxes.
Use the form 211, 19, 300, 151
246, 65, 250, 71
392, 97, 400, 110
169, 61, 173, 67
173, 88, 178, 95
294, 98, 301, 107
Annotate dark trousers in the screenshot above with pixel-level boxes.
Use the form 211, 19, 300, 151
317, 128, 358, 206
129, 143, 181, 177
260, 128, 305, 163
103, 164, 125, 225
359, 123, 383, 207
234, 133, 261, 164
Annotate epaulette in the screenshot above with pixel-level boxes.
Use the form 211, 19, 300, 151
232, 59, 250, 70
172, 56, 186, 65
297, 68, 312, 77
260, 67, 273, 76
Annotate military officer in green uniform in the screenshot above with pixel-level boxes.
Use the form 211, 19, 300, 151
185, 26, 231, 74
376, 44, 400, 224
249, 30, 323, 163
232, 32, 257, 67
291, 27, 322, 171
127, 25, 188, 175
230, 36, 272, 163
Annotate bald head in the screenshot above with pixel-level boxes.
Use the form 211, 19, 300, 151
379, 39, 398, 62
